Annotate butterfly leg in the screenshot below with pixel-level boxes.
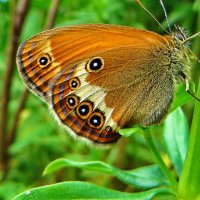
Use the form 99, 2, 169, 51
185, 78, 200, 101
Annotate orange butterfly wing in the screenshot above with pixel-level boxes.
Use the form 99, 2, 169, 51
17, 24, 175, 144
17, 24, 169, 99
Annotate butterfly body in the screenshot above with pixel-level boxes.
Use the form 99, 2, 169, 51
17, 24, 190, 144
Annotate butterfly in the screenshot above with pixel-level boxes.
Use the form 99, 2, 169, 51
16, 2, 199, 145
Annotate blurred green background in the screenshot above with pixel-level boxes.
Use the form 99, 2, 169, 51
0, 0, 199, 199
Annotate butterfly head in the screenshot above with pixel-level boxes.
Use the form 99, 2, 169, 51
173, 25, 189, 45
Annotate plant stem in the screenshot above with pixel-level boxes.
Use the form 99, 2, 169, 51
178, 78, 200, 199
144, 131, 177, 190
0, 0, 29, 178
178, 3, 200, 198
44, 0, 60, 30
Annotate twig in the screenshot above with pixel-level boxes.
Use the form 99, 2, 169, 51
45, 0, 60, 30
7, 0, 61, 150
1, 0, 61, 179
0, 0, 29, 171
7, 89, 29, 146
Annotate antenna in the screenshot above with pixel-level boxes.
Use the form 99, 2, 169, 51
135, 0, 169, 34
159, 0, 171, 32
182, 32, 200, 44
182, 31, 200, 64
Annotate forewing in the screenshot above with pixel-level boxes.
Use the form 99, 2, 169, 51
16, 24, 167, 101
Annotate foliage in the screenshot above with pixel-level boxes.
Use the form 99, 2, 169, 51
0, 0, 200, 200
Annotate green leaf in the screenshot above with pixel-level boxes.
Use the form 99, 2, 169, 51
44, 159, 169, 189
113, 165, 170, 189
43, 159, 113, 175
119, 126, 145, 137
163, 108, 189, 176
12, 181, 174, 200
193, 0, 200, 12
170, 82, 194, 112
